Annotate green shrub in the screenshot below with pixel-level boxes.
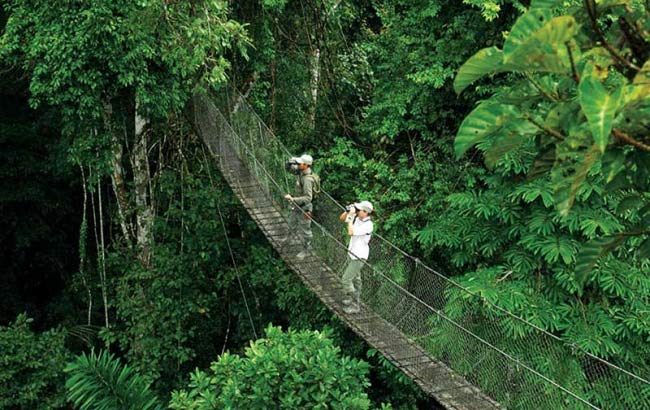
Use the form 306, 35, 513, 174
170, 325, 376, 409
0, 314, 71, 410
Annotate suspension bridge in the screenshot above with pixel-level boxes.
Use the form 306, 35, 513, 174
192, 90, 650, 410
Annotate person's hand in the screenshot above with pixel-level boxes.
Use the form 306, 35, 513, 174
284, 194, 293, 201
345, 208, 355, 223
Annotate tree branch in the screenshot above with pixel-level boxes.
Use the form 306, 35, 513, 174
584, 0, 641, 71
566, 42, 580, 83
525, 73, 559, 102
612, 128, 650, 151
524, 114, 566, 141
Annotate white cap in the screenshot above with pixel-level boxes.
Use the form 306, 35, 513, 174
354, 201, 373, 213
296, 154, 313, 165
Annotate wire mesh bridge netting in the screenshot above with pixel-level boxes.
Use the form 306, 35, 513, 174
192, 90, 650, 410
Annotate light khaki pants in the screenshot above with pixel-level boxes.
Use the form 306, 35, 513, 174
342, 258, 364, 305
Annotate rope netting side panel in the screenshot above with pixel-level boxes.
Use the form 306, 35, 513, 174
193, 90, 650, 410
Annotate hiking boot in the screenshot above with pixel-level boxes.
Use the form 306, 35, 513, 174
296, 249, 311, 260
343, 304, 360, 314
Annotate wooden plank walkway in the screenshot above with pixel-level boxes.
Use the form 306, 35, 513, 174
196, 99, 501, 410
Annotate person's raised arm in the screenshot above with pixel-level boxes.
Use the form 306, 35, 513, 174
345, 209, 356, 236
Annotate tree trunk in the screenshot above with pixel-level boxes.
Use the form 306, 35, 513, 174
308, 46, 320, 130
111, 135, 134, 242
133, 108, 154, 268
103, 102, 134, 245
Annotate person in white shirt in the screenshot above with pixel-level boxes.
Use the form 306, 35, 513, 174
338, 201, 374, 314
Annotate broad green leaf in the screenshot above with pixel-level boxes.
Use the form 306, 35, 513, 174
637, 238, 650, 260
544, 101, 579, 130
484, 120, 539, 168
575, 235, 626, 289
601, 149, 626, 185
454, 47, 504, 94
617, 195, 642, 213
555, 144, 601, 216
455, 103, 518, 158
633, 60, 650, 85
578, 75, 624, 153
507, 16, 579, 72
504, 10, 552, 58
621, 84, 650, 107
529, 16, 579, 47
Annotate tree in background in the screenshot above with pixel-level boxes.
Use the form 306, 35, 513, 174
1, 0, 249, 269
1, 0, 254, 390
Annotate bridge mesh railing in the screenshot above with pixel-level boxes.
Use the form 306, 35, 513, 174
193, 90, 650, 410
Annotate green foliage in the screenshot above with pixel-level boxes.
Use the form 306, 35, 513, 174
0, 314, 72, 410
463, 0, 526, 21
578, 76, 624, 153
169, 325, 376, 409
420, 14, 650, 389
65, 350, 164, 410
1, 0, 249, 126
453, 0, 650, 269
100, 147, 286, 390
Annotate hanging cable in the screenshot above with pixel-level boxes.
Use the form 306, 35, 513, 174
201, 146, 258, 340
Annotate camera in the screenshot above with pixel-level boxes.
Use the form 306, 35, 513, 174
285, 157, 302, 175
344, 204, 357, 212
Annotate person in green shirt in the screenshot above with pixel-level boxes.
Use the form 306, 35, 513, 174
283, 154, 316, 260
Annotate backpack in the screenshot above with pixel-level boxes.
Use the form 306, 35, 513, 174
305, 174, 321, 199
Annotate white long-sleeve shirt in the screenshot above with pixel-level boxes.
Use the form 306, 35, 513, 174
348, 216, 373, 260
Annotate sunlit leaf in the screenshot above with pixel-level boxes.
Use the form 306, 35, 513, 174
455, 103, 518, 158
578, 75, 624, 153
504, 9, 552, 58
509, 18, 579, 75
576, 235, 626, 289
555, 144, 601, 216
454, 47, 504, 94
633, 60, 650, 85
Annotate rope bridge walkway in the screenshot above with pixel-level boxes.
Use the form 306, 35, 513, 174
192, 91, 650, 410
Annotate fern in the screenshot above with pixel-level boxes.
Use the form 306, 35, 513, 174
65, 350, 164, 410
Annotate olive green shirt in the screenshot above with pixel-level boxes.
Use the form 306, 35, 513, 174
292, 169, 314, 211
